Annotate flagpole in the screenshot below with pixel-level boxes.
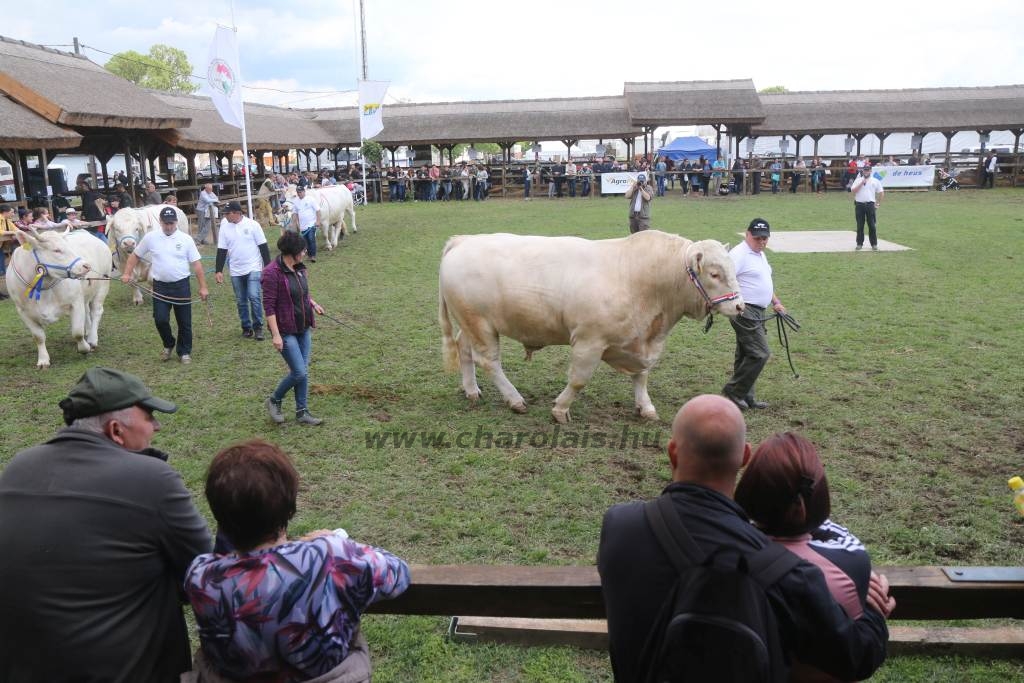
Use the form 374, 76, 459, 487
229, 18, 254, 220
359, 0, 369, 206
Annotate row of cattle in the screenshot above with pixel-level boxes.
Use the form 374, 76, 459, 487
3, 185, 358, 369
5, 195, 747, 423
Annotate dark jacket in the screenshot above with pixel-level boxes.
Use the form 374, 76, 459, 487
262, 255, 316, 335
598, 482, 888, 683
0, 428, 212, 683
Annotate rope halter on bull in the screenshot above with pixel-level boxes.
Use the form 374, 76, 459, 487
684, 245, 740, 333
12, 244, 84, 300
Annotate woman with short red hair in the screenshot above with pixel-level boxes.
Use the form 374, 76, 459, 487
185, 439, 409, 682
735, 432, 875, 681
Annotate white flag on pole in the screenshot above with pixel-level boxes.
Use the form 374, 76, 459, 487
206, 26, 244, 129
358, 79, 389, 140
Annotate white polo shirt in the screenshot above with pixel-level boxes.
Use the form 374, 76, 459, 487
134, 228, 201, 283
217, 216, 268, 276
853, 177, 884, 203
729, 241, 774, 308
291, 194, 319, 229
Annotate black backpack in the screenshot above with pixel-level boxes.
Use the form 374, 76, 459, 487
639, 495, 802, 683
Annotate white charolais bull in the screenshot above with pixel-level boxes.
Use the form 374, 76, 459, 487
5, 228, 113, 368
278, 185, 357, 250
438, 230, 745, 423
107, 205, 188, 305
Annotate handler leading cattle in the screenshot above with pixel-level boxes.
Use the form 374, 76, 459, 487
439, 230, 745, 423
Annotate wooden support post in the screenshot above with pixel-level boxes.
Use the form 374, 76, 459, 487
39, 148, 53, 215
878, 132, 890, 157
943, 132, 954, 169
1011, 129, 1022, 188
12, 148, 25, 203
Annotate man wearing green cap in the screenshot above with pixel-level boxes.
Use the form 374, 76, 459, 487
0, 367, 212, 682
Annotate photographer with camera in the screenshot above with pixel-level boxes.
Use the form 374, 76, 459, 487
625, 172, 654, 234
850, 165, 884, 250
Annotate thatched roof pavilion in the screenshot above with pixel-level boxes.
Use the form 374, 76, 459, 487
0, 36, 189, 129
312, 96, 643, 148
752, 86, 1024, 136
0, 95, 82, 149
624, 80, 764, 128
151, 91, 337, 151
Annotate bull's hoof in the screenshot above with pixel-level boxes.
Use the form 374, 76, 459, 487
37, 362, 50, 370
352, 227, 358, 233
551, 407, 570, 423
77, 342, 92, 354
510, 401, 528, 414
637, 406, 659, 421
465, 390, 481, 404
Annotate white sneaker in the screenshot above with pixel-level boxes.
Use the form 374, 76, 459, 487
180, 354, 192, 364
160, 348, 172, 361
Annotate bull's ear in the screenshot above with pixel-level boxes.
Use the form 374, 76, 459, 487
15, 228, 36, 248
722, 241, 731, 251
693, 250, 704, 274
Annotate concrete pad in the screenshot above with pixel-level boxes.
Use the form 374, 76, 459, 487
737, 231, 913, 253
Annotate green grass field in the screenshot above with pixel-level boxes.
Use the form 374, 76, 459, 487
1, 189, 1022, 681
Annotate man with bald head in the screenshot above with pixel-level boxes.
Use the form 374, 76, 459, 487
598, 395, 893, 682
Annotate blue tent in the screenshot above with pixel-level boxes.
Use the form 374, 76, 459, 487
656, 136, 718, 162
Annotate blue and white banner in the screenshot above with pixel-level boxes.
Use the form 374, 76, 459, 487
601, 172, 644, 194
873, 165, 936, 188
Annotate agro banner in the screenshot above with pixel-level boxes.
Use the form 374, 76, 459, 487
601, 172, 644, 194
358, 80, 390, 140
873, 165, 935, 188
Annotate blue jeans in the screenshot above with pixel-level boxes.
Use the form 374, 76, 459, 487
273, 327, 312, 412
656, 176, 666, 196
523, 180, 531, 198
429, 180, 438, 200
582, 178, 591, 197
230, 270, 263, 331
301, 225, 317, 258
152, 277, 192, 356
568, 178, 577, 197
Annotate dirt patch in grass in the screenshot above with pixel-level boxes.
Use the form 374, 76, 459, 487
310, 383, 402, 403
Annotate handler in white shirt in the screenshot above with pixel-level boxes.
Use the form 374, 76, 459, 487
290, 185, 321, 261
121, 206, 208, 364
850, 165, 884, 250
215, 201, 271, 340
723, 218, 786, 411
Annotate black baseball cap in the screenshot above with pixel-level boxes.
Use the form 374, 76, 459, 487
159, 206, 177, 222
225, 200, 243, 213
59, 367, 177, 425
748, 218, 771, 236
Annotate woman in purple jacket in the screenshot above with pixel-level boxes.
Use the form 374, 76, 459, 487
262, 231, 325, 425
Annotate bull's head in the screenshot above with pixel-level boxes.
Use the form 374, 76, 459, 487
687, 240, 745, 317
15, 228, 92, 280
275, 201, 295, 231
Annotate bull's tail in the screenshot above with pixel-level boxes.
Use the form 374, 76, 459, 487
346, 197, 358, 234
439, 236, 465, 373
439, 284, 460, 373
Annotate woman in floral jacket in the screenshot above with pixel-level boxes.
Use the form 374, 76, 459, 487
185, 439, 410, 682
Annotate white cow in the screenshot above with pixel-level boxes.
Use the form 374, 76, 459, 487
278, 184, 357, 250
5, 228, 113, 368
438, 230, 746, 423
107, 205, 188, 305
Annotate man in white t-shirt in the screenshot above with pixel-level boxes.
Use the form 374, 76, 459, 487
121, 206, 209, 364
850, 165, 884, 250
723, 218, 786, 410
215, 201, 271, 340
290, 185, 321, 262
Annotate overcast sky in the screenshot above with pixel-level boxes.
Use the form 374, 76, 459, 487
10, 0, 1024, 110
